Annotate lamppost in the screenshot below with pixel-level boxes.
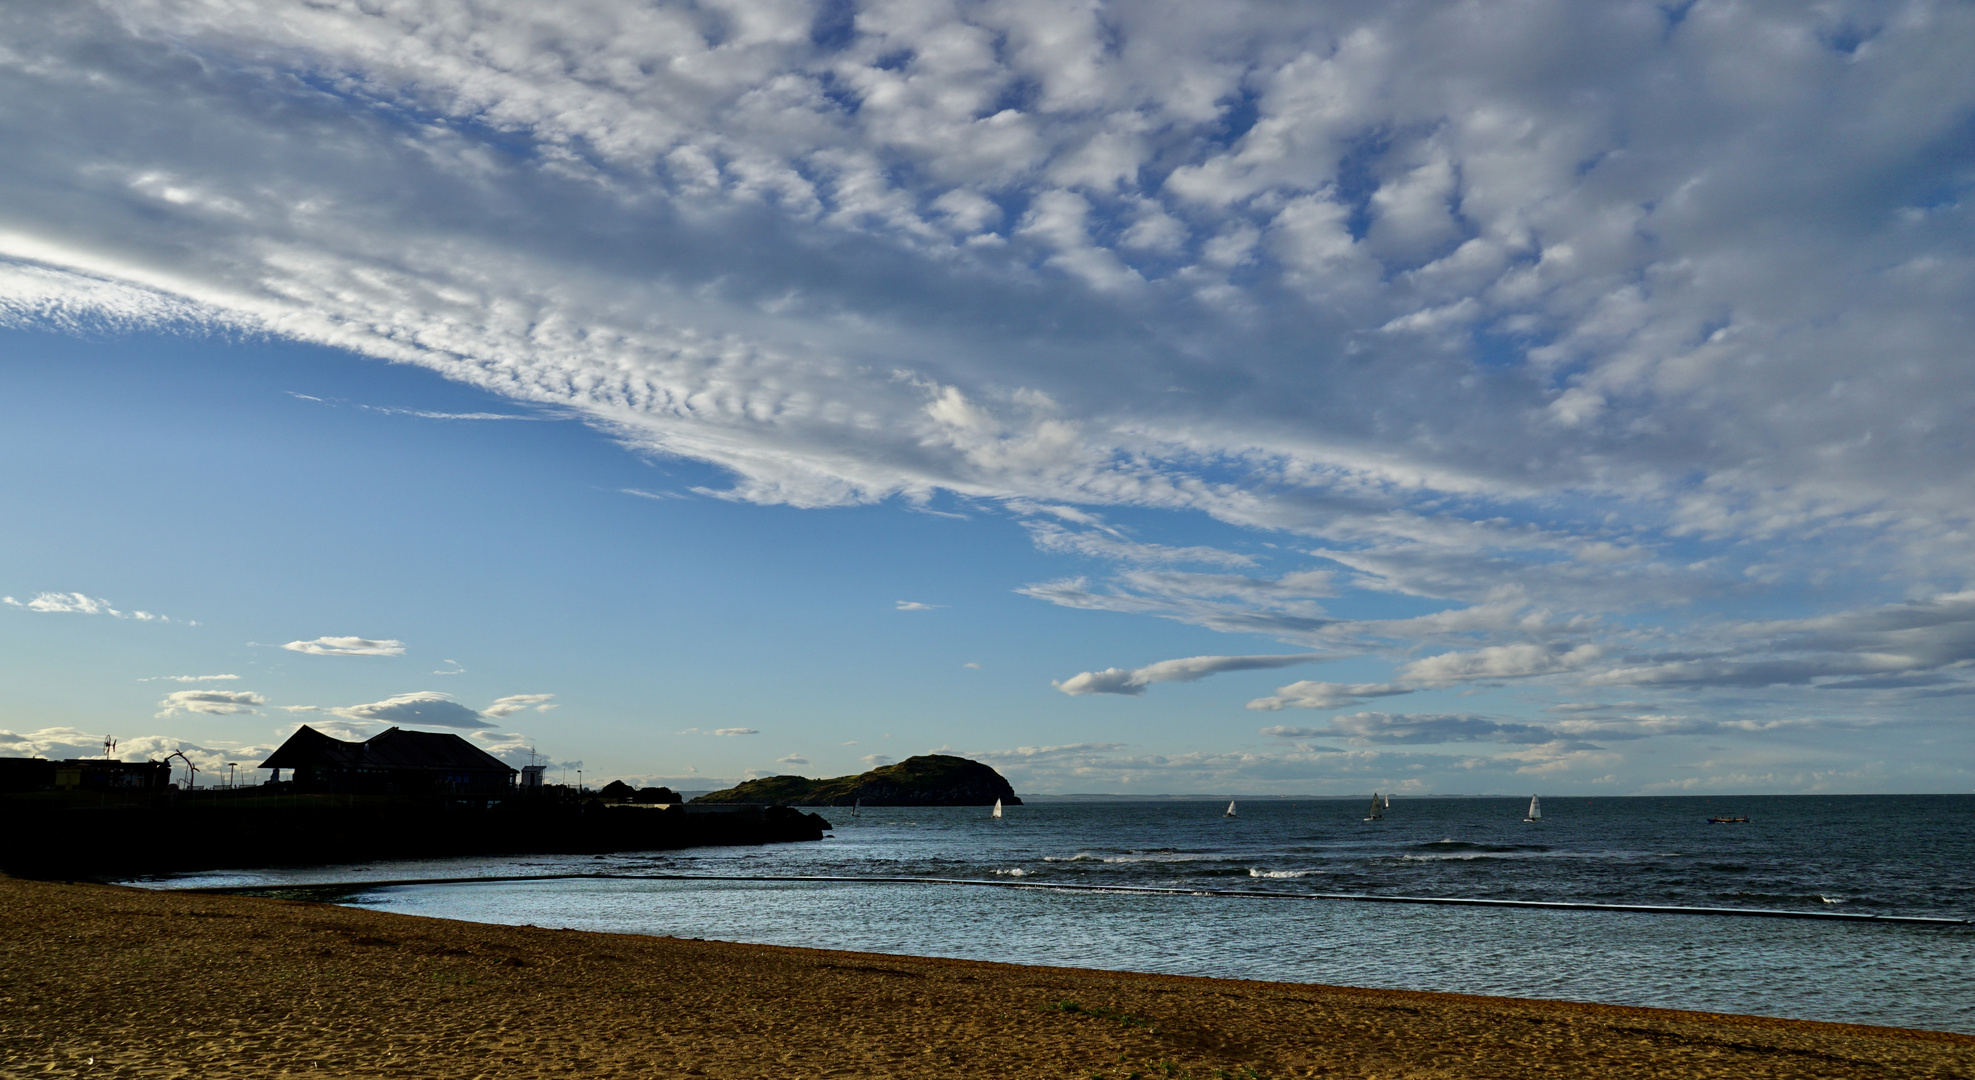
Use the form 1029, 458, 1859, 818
227, 762, 238, 789
577, 769, 583, 795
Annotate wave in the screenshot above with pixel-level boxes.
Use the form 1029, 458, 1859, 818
1414, 839, 1551, 853
1248, 868, 1317, 879
990, 868, 1029, 877
1042, 852, 1214, 864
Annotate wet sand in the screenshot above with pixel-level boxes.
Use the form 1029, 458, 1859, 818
3, 876, 1969, 1079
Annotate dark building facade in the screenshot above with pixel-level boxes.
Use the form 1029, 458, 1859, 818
259, 726, 516, 794
0, 757, 169, 792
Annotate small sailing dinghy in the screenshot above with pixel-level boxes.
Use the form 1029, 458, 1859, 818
1224, 800, 1237, 818
1364, 793, 1384, 821
1383, 793, 1392, 809
851, 798, 860, 818
991, 798, 1003, 819
1524, 795, 1541, 822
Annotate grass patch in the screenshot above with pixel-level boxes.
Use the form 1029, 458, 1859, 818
1049, 1000, 1157, 1032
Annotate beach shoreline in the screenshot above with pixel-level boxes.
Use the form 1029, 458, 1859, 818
5, 875, 1970, 1079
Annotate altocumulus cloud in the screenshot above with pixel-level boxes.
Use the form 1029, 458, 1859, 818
5, 0, 1975, 737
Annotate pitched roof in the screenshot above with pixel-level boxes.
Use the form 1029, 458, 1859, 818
259, 725, 515, 774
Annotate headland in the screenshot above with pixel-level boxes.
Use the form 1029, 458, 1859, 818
691, 753, 1020, 806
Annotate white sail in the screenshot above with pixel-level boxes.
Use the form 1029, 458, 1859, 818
852, 798, 860, 818
1225, 800, 1236, 817
1366, 793, 1383, 820
1525, 795, 1541, 821
991, 798, 1002, 819
1383, 794, 1392, 809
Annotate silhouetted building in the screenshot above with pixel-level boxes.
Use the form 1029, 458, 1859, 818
0, 757, 168, 792
56, 759, 170, 791
0, 757, 56, 792
259, 725, 516, 794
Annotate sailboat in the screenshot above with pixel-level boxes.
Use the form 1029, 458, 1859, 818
1224, 800, 1237, 818
1364, 793, 1384, 821
1523, 795, 1541, 822
991, 798, 1003, 819
1383, 793, 1392, 809
851, 798, 860, 818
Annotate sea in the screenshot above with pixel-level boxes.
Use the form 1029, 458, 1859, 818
137, 794, 1975, 1034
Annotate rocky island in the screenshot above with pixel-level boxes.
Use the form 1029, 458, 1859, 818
692, 754, 1020, 807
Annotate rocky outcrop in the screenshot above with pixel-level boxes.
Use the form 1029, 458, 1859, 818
691, 754, 1020, 807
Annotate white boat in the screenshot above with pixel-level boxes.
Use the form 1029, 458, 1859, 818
851, 798, 860, 818
991, 798, 1002, 819
1524, 795, 1541, 822
1383, 793, 1392, 809
1364, 793, 1383, 821
1224, 800, 1237, 818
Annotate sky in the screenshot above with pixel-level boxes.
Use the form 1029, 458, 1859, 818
2, 0, 1972, 796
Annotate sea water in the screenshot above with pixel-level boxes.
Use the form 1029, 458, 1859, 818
143, 794, 1975, 1033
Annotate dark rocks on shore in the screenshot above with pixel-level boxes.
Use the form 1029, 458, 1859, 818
690, 754, 1020, 807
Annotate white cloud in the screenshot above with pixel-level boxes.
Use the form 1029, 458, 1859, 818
776, 754, 809, 766
4, 591, 174, 621
484, 693, 556, 718
712, 727, 759, 736
860, 754, 894, 768
1246, 681, 1413, 711
1054, 653, 1324, 696
154, 689, 267, 717
1399, 644, 1607, 686
0, 727, 261, 771
895, 601, 943, 611
140, 674, 239, 683
326, 691, 492, 730
7, 592, 115, 614
1262, 712, 1560, 746
282, 636, 406, 657
1022, 522, 1255, 568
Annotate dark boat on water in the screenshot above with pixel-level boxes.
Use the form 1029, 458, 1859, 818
1707, 815, 1751, 823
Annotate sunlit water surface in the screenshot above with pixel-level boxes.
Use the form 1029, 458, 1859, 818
144, 795, 1975, 1033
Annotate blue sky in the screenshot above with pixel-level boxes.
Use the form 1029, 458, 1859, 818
2, 0, 1972, 795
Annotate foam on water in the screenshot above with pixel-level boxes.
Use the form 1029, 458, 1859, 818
140, 794, 1975, 1033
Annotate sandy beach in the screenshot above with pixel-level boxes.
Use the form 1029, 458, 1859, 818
3, 876, 1969, 1079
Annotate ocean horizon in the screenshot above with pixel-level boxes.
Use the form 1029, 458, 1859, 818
144, 793, 1975, 1035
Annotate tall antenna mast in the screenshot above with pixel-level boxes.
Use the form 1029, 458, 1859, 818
103, 736, 117, 758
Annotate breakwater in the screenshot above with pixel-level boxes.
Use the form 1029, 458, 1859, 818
0, 790, 830, 877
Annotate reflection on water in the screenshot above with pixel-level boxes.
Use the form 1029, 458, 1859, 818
142, 795, 1975, 1033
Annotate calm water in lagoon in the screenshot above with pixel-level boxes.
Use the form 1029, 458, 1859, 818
145, 795, 1975, 1033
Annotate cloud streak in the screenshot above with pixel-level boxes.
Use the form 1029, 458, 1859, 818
282, 636, 406, 657
325, 691, 493, 730
1055, 654, 1324, 696
5, 592, 177, 621
155, 689, 266, 717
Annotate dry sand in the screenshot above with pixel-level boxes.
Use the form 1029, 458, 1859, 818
2, 875, 1969, 1079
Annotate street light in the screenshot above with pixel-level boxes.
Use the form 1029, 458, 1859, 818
577, 769, 583, 795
